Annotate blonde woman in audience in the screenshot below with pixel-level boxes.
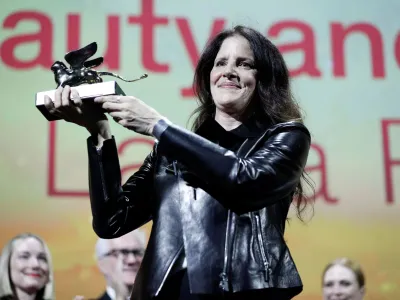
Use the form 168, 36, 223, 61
322, 257, 365, 300
0, 233, 55, 300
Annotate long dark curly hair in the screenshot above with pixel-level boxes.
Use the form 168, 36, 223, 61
189, 25, 314, 221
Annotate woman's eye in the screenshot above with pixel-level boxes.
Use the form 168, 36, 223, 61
239, 61, 252, 68
38, 255, 48, 262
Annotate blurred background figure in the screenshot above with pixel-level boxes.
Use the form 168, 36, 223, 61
94, 229, 146, 300
0, 233, 55, 300
322, 257, 365, 300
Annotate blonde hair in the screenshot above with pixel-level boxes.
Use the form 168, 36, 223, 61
322, 257, 365, 288
0, 233, 55, 300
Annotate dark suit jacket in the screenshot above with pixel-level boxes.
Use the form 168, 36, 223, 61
96, 291, 112, 300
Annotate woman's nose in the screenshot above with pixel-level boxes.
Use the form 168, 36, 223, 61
28, 257, 40, 268
222, 61, 237, 77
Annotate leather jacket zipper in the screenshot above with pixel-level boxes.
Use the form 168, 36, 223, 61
218, 138, 258, 292
254, 213, 270, 282
165, 161, 178, 176
219, 209, 232, 292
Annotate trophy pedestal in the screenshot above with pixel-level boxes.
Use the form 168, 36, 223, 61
35, 81, 126, 121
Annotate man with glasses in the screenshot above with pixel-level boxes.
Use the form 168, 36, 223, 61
95, 229, 147, 300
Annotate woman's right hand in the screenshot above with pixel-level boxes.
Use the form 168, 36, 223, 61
44, 85, 109, 134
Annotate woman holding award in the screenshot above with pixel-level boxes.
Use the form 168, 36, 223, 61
44, 25, 312, 300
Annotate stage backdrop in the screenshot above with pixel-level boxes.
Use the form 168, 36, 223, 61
0, 0, 399, 299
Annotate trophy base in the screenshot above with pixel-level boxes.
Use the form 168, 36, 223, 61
35, 81, 126, 121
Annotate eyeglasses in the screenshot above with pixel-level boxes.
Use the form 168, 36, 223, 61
103, 248, 145, 258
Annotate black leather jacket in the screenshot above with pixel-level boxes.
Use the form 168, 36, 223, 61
87, 120, 311, 299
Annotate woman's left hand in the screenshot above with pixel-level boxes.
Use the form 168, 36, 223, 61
94, 95, 163, 136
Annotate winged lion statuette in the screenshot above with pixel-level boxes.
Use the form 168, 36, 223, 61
50, 42, 147, 88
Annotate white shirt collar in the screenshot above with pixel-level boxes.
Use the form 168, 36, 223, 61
106, 286, 116, 300
106, 286, 130, 300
